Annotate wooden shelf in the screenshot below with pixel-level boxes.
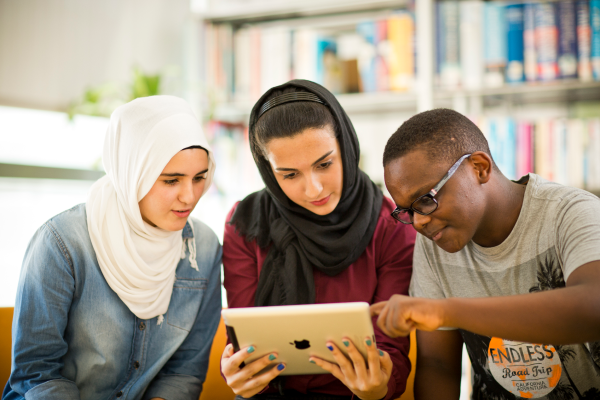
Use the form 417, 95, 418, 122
196, 0, 408, 24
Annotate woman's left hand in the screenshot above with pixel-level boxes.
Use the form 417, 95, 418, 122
309, 337, 393, 400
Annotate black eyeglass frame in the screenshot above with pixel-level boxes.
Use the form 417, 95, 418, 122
391, 153, 472, 224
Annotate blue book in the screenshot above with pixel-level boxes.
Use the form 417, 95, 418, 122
483, 2, 507, 87
534, 2, 559, 81
557, 1, 578, 79
356, 21, 377, 92
505, 4, 525, 83
577, 0, 593, 81
316, 37, 336, 87
592, 0, 600, 80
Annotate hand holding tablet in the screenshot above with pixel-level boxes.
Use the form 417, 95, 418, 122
220, 302, 393, 399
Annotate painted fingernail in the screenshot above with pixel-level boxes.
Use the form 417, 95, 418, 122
343, 340, 350, 347
379, 350, 384, 356
366, 339, 372, 346
277, 363, 285, 371
269, 354, 276, 361
327, 345, 334, 351
247, 346, 255, 353
309, 359, 316, 364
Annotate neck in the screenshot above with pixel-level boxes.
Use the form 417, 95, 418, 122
472, 173, 527, 248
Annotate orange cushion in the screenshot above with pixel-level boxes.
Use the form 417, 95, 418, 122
0, 307, 14, 390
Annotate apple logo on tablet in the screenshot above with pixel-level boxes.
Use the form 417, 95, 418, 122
290, 339, 310, 349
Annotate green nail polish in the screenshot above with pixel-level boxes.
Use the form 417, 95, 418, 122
247, 346, 255, 353
343, 341, 350, 347
309, 359, 316, 364
269, 354, 276, 361
366, 339, 372, 346
379, 350, 384, 356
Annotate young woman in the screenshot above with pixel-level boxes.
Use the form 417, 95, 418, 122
3, 96, 222, 400
221, 80, 416, 400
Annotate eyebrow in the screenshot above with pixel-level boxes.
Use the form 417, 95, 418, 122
160, 169, 208, 177
275, 150, 334, 172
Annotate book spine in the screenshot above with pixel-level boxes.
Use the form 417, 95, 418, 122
439, 1, 461, 88
506, 4, 525, 84
460, 1, 484, 89
557, 1, 578, 79
375, 19, 390, 92
388, 13, 415, 91
524, 4, 537, 81
535, 2, 559, 81
592, 0, 600, 80
483, 2, 507, 87
356, 21, 378, 92
577, 0, 593, 81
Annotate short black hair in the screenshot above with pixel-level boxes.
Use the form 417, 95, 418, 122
253, 87, 337, 158
383, 108, 494, 168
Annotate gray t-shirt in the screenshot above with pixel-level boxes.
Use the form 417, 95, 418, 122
410, 174, 600, 399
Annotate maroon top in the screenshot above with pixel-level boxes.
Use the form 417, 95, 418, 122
222, 196, 416, 399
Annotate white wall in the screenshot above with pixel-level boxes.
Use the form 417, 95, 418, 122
0, 0, 191, 111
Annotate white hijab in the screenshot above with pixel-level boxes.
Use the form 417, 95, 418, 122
86, 96, 215, 321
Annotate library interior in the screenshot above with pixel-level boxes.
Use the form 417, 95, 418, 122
1, 0, 600, 400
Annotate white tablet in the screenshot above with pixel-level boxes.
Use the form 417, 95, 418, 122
221, 302, 375, 376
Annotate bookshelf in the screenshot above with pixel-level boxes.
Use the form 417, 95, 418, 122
193, 0, 600, 194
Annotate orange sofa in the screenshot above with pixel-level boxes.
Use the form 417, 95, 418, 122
1, 307, 416, 400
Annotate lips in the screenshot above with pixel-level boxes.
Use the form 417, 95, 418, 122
310, 194, 331, 206
172, 209, 191, 218
427, 228, 444, 241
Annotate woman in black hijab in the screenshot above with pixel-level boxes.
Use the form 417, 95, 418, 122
221, 80, 416, 399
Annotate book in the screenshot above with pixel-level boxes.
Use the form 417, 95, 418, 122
524, 3, 537, 82
567, 119, 585, 188
516, 121, 534, 178
375, 19, 390, 92
459, 1, 484, 90
260, 26, 292, 95
356, 21, 378, 92
535, 2, 559, 81
388, 12, 415, 91
437, 1, 461, 88
592, 0, 600, 80
483, 2, 507, 87
557, 1, 578, 79
577, 0, 593, 81
505, 4, 525, 84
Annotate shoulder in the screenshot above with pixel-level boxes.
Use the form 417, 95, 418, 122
529, 174, 599, 207
41, 203, 92, 252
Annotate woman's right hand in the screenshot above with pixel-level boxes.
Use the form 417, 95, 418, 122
221, 343, 286, 398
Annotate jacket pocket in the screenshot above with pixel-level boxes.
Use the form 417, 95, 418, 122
166, 278, 206, 331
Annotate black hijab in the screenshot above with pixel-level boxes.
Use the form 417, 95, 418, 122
230, 80, 383, 306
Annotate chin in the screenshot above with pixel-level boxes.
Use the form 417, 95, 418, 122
436, 238, 467, 254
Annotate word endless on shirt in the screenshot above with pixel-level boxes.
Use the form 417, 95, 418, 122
410, 174, 600, 400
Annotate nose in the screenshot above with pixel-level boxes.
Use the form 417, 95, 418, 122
412, 212, 432, 232
305, 173, 323, 199
178, 180, 196, 205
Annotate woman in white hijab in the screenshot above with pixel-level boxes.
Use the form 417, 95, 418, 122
4, 96, 222, 400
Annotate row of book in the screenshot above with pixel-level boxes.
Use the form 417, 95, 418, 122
441, 0, 600, 89
202, 11, 416, 104
478, 116, 600, 190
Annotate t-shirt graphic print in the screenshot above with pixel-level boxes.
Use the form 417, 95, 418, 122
410, 174, 600, 399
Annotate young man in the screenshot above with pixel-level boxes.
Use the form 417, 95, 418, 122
371, 108, 600, 399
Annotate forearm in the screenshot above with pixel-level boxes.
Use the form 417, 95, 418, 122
442, 284, 600, 344
414, 362, 461, 400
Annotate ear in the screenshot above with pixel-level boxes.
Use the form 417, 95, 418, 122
469, 152, 493, 184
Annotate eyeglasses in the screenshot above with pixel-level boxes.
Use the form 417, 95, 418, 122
391, 154, 471, 225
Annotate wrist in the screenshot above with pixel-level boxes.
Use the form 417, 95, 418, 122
355, 382, 388, 400
440, 297, 459, 328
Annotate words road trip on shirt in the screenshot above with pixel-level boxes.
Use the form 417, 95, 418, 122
487, 337, 562, 399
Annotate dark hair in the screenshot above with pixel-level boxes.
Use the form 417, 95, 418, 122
383, 108, 495, 168
252, 87, 337, 158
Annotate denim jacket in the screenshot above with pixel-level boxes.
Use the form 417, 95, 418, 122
3, 204, 222, 400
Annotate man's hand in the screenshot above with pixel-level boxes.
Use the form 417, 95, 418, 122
370, 294, 447, 337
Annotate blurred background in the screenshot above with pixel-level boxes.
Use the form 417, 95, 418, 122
1, 0, 600, 397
